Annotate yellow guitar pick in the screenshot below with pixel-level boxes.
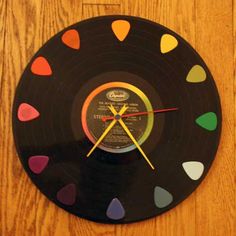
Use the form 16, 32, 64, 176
160, 34, 178, 53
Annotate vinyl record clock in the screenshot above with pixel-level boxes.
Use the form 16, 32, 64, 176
12, 15, 221, 223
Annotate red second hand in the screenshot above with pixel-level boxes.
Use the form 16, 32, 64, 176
102, 107, 179, 122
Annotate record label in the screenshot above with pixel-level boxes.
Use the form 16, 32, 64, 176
81, 82, 154, 153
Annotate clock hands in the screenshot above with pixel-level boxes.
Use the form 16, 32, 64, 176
87, 103, 173, 170
108, 104, 155, 170
102, 107, 179, 122
86, 104, 128, 157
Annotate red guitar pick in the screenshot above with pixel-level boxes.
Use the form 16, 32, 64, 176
17, 103, 40, 122
31, 56, 52, 76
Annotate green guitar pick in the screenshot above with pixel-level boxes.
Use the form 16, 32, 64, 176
195, 112, 217, 131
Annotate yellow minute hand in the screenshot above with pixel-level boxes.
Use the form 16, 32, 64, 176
87, 104, 128, 157
108, 105, 155, 170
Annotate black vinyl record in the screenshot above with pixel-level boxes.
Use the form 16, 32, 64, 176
12, 16, 221, 224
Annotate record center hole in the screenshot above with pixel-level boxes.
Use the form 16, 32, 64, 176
115, 114, 121, 120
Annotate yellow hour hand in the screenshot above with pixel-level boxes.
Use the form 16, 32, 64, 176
87, 104, 128, 157
108, 105, 155, 170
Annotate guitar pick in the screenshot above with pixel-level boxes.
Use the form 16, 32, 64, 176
28, 155, 49, 174
160, 34, 178, 53
31, 56, 52, 76
106, 198, 125, 220
111, 20, 131, 42
186, 65, 206, 83
61, 29, 80, 50
17, 103, 40, 122
182, 161, 204, 180
154, 186, 173, 208
56, 184, 76, 206
195, 112, 217, 131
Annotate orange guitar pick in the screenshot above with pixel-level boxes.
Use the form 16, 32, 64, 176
62, 29, 80, 50
111, 20, 130, 42
31, 56, 52, 76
